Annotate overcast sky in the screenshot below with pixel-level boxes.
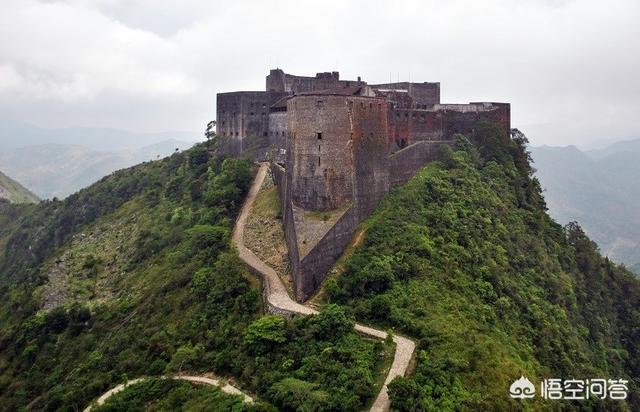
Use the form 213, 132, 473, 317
1, 0, 638, 148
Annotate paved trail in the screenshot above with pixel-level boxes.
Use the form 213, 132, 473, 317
233, 163, 416, 412
83, 375, 253, 412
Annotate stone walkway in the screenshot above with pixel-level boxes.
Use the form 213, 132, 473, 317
233, 163, 416, 412
83, 374, 253, 411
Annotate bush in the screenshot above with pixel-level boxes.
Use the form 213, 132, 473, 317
307, 304, 354, 341
186, 224, 229, 259
244, 316, 287, 353
45, 307, 69, 334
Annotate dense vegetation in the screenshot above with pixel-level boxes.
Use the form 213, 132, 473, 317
327, 124, 640, 411
0, 144, 385, 411
93, 378, 254, 412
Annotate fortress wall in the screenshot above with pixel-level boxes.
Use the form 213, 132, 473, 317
441, 103, 511, 140
387, 103, 510, 153
389, 140, 452, 187
267, 69, 364, 94
371, 82, 440, 107
288, 95, 355, 211
271, 163, 287, 211
297, 206, 358, 301
350, 97, 391, 220
270, 162, 303, 298
388, 109, 445, 151
268, 111, 288, 162
216, 91, 286, 159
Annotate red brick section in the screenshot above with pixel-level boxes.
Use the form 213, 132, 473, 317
233, 163, 416, 412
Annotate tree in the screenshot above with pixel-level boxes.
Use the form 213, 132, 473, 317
244, 316, 287, 352
308, 304, 354, 341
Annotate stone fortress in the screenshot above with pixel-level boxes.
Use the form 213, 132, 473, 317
216, 69, 510, 301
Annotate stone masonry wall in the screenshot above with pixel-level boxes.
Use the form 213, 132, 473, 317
267, 69, 364, 94
216, 91, 286, 159
268, 111, 287, 162
297, 206, 358, 300
389, 140, 451, 187
371, 82, 440, 107
350, 98, 391, 220
271, 162, 303, 297
288, 95, 356, 211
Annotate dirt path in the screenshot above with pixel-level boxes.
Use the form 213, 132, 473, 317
83, 374, 253, 411
233, 163, 416, 412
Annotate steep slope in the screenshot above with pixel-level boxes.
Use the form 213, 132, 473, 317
0, 170, 39, 204
530, 142, 640, 272
0, 140, 196, 199
0, 144, 388, 411
327, 126, 640, 410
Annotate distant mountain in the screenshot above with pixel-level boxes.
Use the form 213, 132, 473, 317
0, 140, 197, 199
0, 116, 201, 152
530, 139, 640, 273
0, 170, 39, 204
587, 138, 640, 159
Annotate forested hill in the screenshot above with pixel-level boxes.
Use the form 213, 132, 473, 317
0, 170, 39, 204
326, 124, 640, 410
530, 142, 640, 273
0, 144, 389, 411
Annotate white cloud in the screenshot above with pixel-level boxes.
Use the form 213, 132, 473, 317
0, 0, 638, 146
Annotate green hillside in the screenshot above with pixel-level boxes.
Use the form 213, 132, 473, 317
326, 125, 640, 410
2, 127, 639, 411
0, 170, 39, 204
0, 144, 387, 411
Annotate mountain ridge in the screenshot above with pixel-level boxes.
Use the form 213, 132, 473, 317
0, 140, 198, 199
0, 170, 39, 204
530, 139, 640, 273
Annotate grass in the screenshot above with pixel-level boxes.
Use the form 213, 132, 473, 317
0, 171, 39, 204
244, 176, 294, 296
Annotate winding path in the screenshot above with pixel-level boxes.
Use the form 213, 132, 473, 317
233, 163, 416, 412
83, 374, 253, 412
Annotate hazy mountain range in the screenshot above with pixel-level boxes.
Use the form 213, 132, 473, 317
0, 116, 201, 152
0, 117, 202, 199
530, 139, 640, 273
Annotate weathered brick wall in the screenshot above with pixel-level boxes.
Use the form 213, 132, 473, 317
268, 111, 287, 162
387, 103, 511, 153
288, 95, 355, 211
350, 99, 391, 220
388, 109, 446, 151
216, 91, 286, 159
371, 82, 440, 107
267, 69, 364, 94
